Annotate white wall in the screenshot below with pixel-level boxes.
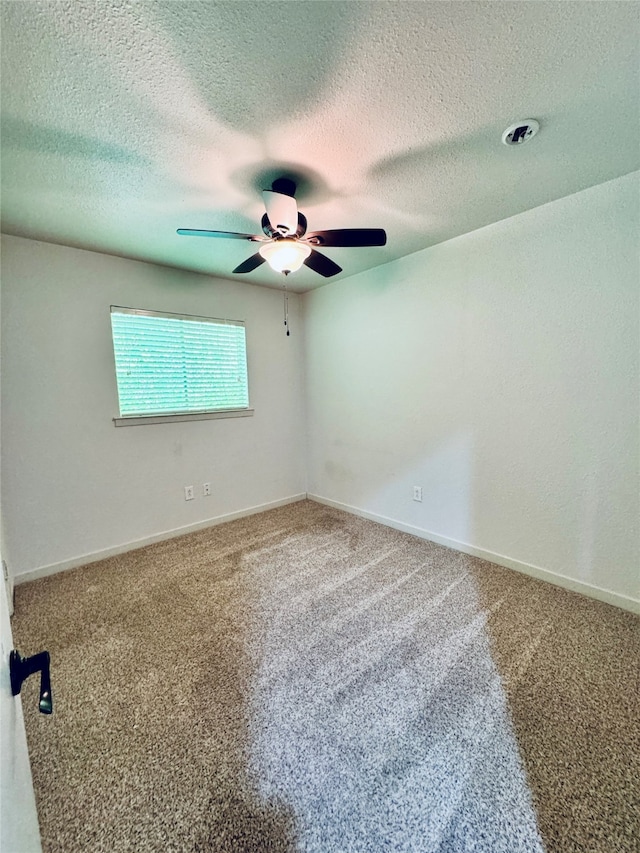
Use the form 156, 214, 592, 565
0, 559, 42, 853
1, 236, 306, 579
0, 264, 41, 852
303, 173, 640, 610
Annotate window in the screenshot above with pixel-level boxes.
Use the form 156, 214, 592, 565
110, 307, 251, 424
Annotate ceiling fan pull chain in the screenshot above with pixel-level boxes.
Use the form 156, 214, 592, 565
284, 284, 289, 337
283, 284, 290, 336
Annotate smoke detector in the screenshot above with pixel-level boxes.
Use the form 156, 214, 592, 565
502, 119, 540, 146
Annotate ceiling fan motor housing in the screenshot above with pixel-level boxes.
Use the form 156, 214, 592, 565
263, 190, 299, 236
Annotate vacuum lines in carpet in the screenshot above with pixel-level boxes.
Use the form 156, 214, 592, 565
13, 500, 639, 852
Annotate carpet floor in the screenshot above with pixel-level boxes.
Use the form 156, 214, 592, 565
13, 500, 640, 852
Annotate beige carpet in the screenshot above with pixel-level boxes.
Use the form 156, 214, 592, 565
13, 500, 640, 852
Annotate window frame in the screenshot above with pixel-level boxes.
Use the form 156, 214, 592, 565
110, 305, 254, 427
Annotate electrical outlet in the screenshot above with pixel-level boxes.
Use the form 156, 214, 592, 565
203, 483, 211, 496
184, 485, 194, 501
413, 486, 423, 502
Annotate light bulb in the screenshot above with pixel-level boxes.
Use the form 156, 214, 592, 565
259, 239, 311, 274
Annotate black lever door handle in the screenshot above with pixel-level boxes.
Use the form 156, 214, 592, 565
9, 649, 53, 714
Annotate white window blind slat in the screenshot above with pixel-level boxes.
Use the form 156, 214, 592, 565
110, 308, 249, 418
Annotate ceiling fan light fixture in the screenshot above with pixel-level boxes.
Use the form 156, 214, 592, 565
259, 239, 311, 274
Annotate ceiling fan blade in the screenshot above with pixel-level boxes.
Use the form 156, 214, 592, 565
232, 252, 266, 274
295, 212, 308, 238
262, 190, 298, 236
177, 229, 260, 240
303, 249, 342, 278
304, 228, 387, 247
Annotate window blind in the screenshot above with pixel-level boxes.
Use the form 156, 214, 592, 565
110, 307, 249, 417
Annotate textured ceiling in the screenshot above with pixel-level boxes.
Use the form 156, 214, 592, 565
1, 1, 638, 292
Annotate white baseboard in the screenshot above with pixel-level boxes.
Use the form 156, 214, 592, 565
308, 494, 640, 615
14, 494, 307, 586
15, 491, 639, 616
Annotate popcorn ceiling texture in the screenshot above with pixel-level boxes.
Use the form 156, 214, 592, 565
1, 1, 638, 291
13, 501, 639, 852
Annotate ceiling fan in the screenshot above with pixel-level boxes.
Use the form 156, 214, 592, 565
177, 178, 386, 278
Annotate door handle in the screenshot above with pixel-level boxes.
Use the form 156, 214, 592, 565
9, 649, 53, 714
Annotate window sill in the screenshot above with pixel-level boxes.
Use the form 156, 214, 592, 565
113, 408, 254, 427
